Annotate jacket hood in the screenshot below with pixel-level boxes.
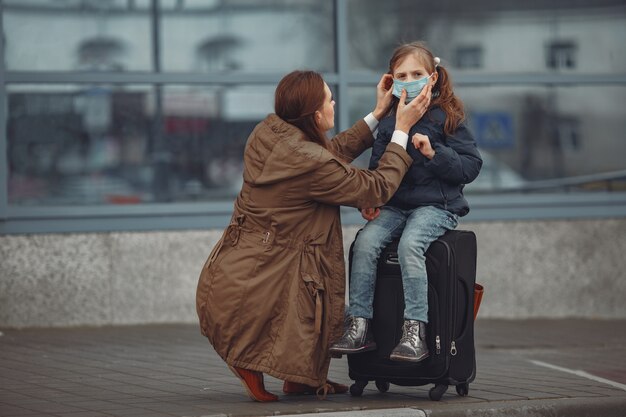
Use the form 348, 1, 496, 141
243, 114, 327, 185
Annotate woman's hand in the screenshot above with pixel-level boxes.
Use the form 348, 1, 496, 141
412, 133, 435, 159
395, 83, 432, 133
372, 74, 394, 121
361, 207, 381, 221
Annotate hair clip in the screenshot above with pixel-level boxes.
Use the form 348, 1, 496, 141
434, 57, 441, 67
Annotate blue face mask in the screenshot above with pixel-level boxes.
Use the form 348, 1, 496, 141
392, 73, 433, 103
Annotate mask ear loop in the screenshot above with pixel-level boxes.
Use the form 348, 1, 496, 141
432, 57, 442, 98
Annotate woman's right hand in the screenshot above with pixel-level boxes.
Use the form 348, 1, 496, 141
395, 83, 433, 133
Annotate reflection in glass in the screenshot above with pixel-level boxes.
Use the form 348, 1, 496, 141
348, 85, 626, 192
457, 86, 626, 183
157, 85, 274, 201
347, 0, 626, 74
3, 0, 152, 71
8, 85, 152, 205
6, 84, 275, 206
160, 0, 335, 72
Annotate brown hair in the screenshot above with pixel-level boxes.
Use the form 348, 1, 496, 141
274, 70, 329, 150
388, 41, 465, 136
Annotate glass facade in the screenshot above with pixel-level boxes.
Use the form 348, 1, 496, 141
346, 0, 626, 74
4, 0, 153, 71
346, 0, 626, 191
160, 1, 334, 73
6, 83, 274, 205
1, 0, 626, 232
8, 84, 153, 205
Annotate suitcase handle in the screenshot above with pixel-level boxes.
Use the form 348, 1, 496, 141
385, 253, 399, 265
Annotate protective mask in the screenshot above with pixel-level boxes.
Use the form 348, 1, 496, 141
392, 73, 434, 103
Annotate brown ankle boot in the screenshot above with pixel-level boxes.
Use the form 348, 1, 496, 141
228, 365, 279, 402
282, 379, 348, 395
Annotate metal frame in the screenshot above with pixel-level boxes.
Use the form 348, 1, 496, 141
1, 0, 625, 235
0, 0, 7, 220
2, 192, 626, 234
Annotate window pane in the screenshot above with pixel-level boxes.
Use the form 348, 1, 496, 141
3, 0, 152, 71
348, 85, 626, 192
160, 0, 335, 72
459, 85, 626, 191
347, 0, 626, 74
157, 85, 274, 201
8, 85, 154, 205
6, 84, 275, 206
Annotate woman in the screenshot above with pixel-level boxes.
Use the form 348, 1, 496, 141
196, 70, 431, 402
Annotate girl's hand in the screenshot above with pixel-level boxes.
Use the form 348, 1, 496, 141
413, 133, 435, 159
396, 83, 432, 133
372, 74, 394, 120
361, 207, 381, 221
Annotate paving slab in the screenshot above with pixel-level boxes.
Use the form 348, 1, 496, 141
1, 320, 625, 417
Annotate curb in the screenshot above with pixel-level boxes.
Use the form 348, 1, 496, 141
276, 409, 426, 417
273, 397, 626, 417
422, 397, 626, 417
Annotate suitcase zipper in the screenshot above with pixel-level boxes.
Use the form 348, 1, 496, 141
428, 281, 442, 356
450, 341, 457, 356
439, 238, 458, 358
450, 246, 458, 357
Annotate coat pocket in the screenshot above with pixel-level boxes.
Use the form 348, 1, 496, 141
298, 272, 325, 334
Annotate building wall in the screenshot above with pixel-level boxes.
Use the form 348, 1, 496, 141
2, 217, 625, 328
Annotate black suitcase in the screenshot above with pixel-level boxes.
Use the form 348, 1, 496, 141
346, 229, 477, 401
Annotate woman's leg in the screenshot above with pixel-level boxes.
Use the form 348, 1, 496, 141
228, 365, 279, 402
282, 379, 348, 396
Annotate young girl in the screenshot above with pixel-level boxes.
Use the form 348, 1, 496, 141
330, 41, 482, 362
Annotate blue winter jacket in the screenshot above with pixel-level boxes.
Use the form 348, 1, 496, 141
370, 106, 483, 216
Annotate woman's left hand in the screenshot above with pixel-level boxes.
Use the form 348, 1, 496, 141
372, 74, 394, 120
361, 207, 381, 221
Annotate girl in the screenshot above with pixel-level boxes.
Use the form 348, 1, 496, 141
330, 41, 482, 362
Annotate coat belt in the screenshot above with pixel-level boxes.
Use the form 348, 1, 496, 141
204, 214, 246, 269
205, 214, 324, 269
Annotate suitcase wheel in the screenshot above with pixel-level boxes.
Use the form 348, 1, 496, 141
349, 380, 368, 397
375, 380, 389, 393
428, 384, 448, 401
455, 383, 469, 397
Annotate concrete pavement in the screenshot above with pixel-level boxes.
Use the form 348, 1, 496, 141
1, 319, 626, 417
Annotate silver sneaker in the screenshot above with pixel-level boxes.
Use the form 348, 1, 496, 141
329, 316, 377, 357
389, 319, 429, 362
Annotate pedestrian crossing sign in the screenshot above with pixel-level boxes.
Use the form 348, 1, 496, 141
471, 112, 514, 149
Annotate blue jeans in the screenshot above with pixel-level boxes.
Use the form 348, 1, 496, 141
347, 206, 459, 322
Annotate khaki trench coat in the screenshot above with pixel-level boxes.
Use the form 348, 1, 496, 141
196, 114, 413, 387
